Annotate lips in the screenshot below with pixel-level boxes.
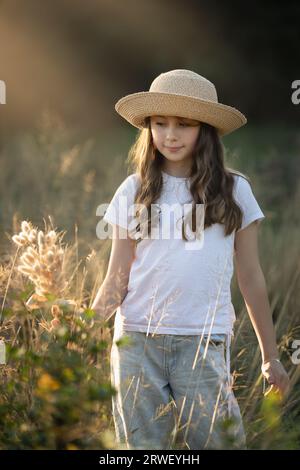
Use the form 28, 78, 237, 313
165, 146, 183, 150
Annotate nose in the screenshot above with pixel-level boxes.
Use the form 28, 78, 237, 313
165, 124, 179, 141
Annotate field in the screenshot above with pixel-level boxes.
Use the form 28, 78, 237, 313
0, 116, 300, 449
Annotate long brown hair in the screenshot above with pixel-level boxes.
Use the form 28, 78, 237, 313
125, 116, 250, 242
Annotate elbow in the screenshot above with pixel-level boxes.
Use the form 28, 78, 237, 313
237, 263, 265, 287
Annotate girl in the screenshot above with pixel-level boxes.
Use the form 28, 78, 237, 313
91, 69, 290, 450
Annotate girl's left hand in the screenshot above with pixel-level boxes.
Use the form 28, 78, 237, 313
261, 359, 290, 398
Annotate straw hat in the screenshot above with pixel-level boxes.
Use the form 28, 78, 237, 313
115, 69, 247, 136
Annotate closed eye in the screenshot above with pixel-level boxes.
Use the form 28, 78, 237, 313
156, 122, 188, 127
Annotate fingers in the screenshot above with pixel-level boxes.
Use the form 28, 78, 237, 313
264, 384, 283, 400
264, 383, 275, 397
264, 380, 289, 398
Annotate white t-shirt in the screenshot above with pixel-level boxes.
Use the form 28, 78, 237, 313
102, 170, 265, 338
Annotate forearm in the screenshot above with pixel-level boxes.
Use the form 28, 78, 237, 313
91, 276, 128, 323
238, 269, 279, 363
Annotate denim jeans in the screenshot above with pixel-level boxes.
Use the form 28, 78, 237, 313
110, 331, 247, 450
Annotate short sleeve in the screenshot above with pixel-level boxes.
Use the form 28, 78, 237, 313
235, 176, 266, 232
103, 174, 139, 230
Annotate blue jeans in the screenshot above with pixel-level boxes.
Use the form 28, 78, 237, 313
110, 331, 247, 450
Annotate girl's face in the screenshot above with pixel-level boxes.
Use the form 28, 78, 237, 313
150, 115, 201, 169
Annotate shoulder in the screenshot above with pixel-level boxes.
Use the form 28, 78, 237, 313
228, 171, 253, 199
129, 172, 141, 188
125, 172, 141, 187
114, 173, 140, 194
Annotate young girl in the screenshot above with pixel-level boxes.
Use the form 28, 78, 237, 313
91, 69, 290, 450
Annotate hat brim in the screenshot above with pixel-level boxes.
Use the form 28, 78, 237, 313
115, 92, 247, 136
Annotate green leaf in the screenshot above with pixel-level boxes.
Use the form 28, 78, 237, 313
83, 308, 96, 319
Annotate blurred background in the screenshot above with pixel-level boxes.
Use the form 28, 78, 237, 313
0, 0, 300, 450
0, 0, 299, 250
